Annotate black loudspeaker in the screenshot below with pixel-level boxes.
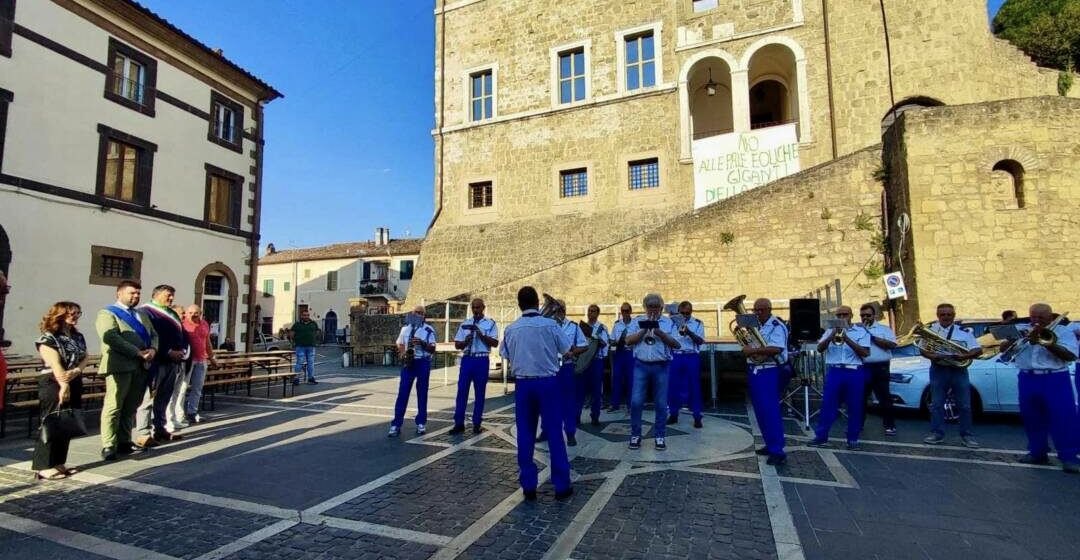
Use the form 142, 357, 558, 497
789, 299, 821, 341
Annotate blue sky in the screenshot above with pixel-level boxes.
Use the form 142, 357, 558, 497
139, 1, 1007, 250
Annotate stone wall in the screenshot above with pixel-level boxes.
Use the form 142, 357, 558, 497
885, 96, 1080, 329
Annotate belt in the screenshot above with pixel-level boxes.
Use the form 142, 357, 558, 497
749, 364, 781, 373
1020, 369, 1069, 375
864, 360, 890, 365
828, 364, 861, 370
636, 359, 669, 364
515, 374, 554, 380
463, 353, 489, 357
673, 351, 699, 355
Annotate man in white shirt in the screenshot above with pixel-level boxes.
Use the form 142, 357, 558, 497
810, 306, 871, 450
625, 294, 681, 451
920, 303, 983, 448
389, 306, 437, 437
578, 304, 609, 427
858, 303, 898, 436
667, 301, 706, 428
607, 303, 634, 412
451, 298, 499, 435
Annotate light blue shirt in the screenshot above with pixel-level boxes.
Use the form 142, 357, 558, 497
818, 326, 871, 366
628, 315, 678, 362
558, 320, 588, 364
454, 316, 498, 355
610, 319, 633, 352
586, 321, 611, 358
1013, 323, 1079, 371
863, 322, 897, 364
396, 323, 437, 359
499, 309, 571, 378
1069, 322, 1080, 362
672, 316, 705, 353
751, 316, 789, 365
926, 322, 979, 352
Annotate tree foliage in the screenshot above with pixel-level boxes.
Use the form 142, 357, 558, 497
993, 0, 1080, 71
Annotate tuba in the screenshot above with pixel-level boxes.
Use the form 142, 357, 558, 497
910, 322, 975, 368
723, 295, 774, 365
539, 293, 562, 319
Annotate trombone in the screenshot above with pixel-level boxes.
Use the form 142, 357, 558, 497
998, 312, 1069, 364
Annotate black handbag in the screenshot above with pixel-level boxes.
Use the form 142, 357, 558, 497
40, 406, 88, 444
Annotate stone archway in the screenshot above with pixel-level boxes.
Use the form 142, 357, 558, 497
194, 261, 239, 348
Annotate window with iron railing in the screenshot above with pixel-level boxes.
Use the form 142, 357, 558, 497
111, 55, 146, 105
213, 103, 237, 143
560, 168, 588, 198
104, 39, 156, 116
208, 91, 244, 152
100, 255, 134, 279
469, 181, 493, 209
629, 158, 660, 190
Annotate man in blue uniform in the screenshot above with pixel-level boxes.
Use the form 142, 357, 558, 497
810, 306, 871, 449
451, 298, 499, 435
389, 306, 437, 437
500, 286, 573, 500
667, 301, 706, 428
920, 303, 983, 448
625, 293, 681, 450
551, 302, 587, 446
742, 298, 789, 465
1005, 303, 1079, 473
579, 304, 609, 427
607, 303, 634, 412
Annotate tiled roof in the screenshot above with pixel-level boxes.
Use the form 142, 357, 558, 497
112, 0, 282, 101
258, 238, 424, 265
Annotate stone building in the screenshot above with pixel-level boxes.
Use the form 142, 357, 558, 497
408, 0, 1078, 330
256, 230, 422, 339
0, 0, 280, 353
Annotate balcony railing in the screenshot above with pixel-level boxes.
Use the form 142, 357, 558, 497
750, 118, 799, 131
109, 73, 152, 107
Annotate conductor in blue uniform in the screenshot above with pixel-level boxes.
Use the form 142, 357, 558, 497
500, 286, 574, 500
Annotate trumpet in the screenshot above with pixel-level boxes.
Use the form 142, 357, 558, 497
910, 322, 974, 368
832, 326, 847, 345
999, 312, 1068, 364
723, 294, 775, 365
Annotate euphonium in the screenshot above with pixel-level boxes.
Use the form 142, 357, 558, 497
723, 294, 773, 365
911, 322, 974, 368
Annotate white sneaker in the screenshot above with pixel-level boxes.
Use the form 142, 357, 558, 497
177, 421, 190, 429
388, 426, 400, 438
416, 423, 426, 435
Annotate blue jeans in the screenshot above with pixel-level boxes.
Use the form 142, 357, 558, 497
630, 360, 670, 439
294, 346, 316, 380
556, 363, 577, 436
929, 364, 972, 436
514, 376, 571, 493
668, 353, 702, 420
815, 365, 866, 444
575, 357, 604, 422
392, 357, 431, 428
610, 349, 634, 408
1019, 370, 1077, 462
749, 365, 785, 457
454, 356, 489, 427
183, 361, 208, 418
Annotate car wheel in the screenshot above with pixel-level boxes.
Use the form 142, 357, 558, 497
268, 347, 278, 351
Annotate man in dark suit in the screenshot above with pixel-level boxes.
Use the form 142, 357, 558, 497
96, 280, 158, 461
134, 285, 188, 447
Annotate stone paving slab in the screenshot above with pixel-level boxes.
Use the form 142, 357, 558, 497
459, 479, 604, 560
572, 470, 776, 560
472, 433, 516, 451
0, 527, 112, 560
570, 456, 621, 476
699, 456, 760, 474
223, 523, 438, 560
775, 451, 834, 482
324, 448, 526, 537
0, 468, 278, 559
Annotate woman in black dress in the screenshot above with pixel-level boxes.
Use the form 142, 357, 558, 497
33, 301, 89, 480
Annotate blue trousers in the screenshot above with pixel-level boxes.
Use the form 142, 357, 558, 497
454, 356, 489, 427
815, 365, 865, 443
749, 365, 786, 457
668, 353, 703, 420
391, 357, 430, 428
556, 363, 577, 436
1019, 371, 1078, 462
929, 365, 973, 436
610, 349, 634, 408
514, 376, 571, 493
630, 360, 670, 438
293, 346, 315, 380
576, 357, 604, 422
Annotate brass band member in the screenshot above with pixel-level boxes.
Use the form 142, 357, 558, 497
742, 298, 789, 465
450, 298, 499, 435
1003, 303, 1079, 472
859, 303, 898, 436
810, 306, 871, 449
578, 304, 609, 426
624, 294, 680, 450
607, 303, 634, 412
920, 303, 982, 448
667, 302, 706, 428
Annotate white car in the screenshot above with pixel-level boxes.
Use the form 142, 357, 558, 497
252, 331, 293, 352
887, 343, 1077, 417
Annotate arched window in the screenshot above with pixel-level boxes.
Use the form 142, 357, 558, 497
747, 44, 799, 133
881, 96, 944, 133
688, 58, 734, 140
992, 159, 1025, 209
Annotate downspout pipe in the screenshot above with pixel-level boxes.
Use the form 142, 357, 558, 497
427, 1, 447, 232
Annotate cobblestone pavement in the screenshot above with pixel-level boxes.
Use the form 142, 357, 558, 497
0, 360, 1075, 560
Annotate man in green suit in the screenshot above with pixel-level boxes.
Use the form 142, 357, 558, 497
96, 280, 158, 461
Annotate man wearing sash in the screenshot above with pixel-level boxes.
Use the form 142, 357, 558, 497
1004, 303, 1079, 472
499, 286, 573, 500
135, 285, 189, 446
579, 304, 609, 427
388, 305, 437, 437
96, 281, 157, 461
667, 301, 706, 428
451, 298, 498, 435
607, 303, 634, 412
